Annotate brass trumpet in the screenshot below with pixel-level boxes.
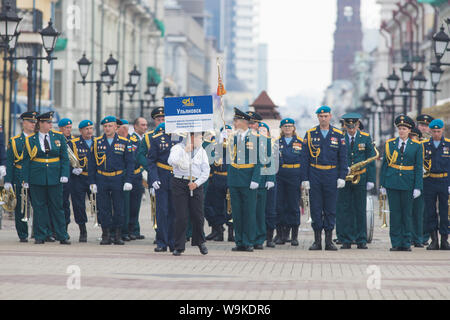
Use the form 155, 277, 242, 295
226, 188, 233, 223
346, 143, 379, 184
1, 186, 17, 212
150, 189, 157, 230
89, 193, 98, 227
301, 187, 311, 223
20, 187, 30, 222
378, 192, 388, 228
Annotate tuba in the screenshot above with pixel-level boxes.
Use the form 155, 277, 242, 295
346, 143, 380, 184
150, 190, 157, 230
1, 187, 17, 212
89, 193, 99, 227
301, 187, 311, 223
378, 192, 388, 228
20, 187, 30, 222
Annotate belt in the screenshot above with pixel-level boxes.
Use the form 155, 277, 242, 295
388, 164, 414, 171
214, 171, 228, 176
174, 175, 198, 181
156, 162, 173, 171
97, 170, 123, 177
282, 164, 301, 169
428, 172, 448, 178
231, 163, 255, 169
134, 166, 143, 175
32, 157, 60, 163
80, 172, 88, 176
310, 164, 336, 170
14, 164, 22, 169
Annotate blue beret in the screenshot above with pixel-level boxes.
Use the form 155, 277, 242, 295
58, 118, 72, 127
316, 106, 331, 114
429, 119, 444, 129
155, 122, 165, 132
259, 122, 270, 133
280, 118, 295, 127
101, 116, 117, 125
79, 120, 93, 129
120, 119, 129, 125
220, 125, 232, 132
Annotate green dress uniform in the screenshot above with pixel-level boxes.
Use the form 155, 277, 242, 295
336, 124, 376, 248
5, 132, 30, 240
22, 126, 70, 243
227, 108, 262, 251
380, 117, 423, 251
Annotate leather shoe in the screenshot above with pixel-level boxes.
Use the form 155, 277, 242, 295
414, 243, 424, 248
45, 236, 56, 242
198, 243, 208, 255
390, 247, 402, 251
136, 235, 145, 240
154, 247, 167, 252
402, 247, 412, 251
121, 236, 131, 242
172, 249, 183, 256
244, 246, 254, 252
232, 246, 245, 252
357, 243, 368, 249
129, 234, 137, 240
34, 239, 45, 244
333, 238, 342, 245
60, 239, 71, 245
341, 243, 351, 249
20, 238, 28, 243
254, 244, 264, 250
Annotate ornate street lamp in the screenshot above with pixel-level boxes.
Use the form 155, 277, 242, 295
376, 83, 388, 102
105, 54, 119, 79
39, 20, 60, 58
0, 1, 22, 44
129, 65, 141, 87
387, 70, 400, 93
400, 62, 414, 84
77, 53, 92, 83
432, 25, 450, 61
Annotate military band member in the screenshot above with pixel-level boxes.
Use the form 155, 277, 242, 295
69, 120, 94, 242
22, 112, 71, 244
89, 116, 134, 245
276, 118, 304, 246
336, 113, 375, 249
138, 107, 165, 173
422, 119, 450, 250
380, 115, 423, 252
409, 127, 425, 247
4, 112, 39, 242
227, 108, 262, 252
302, 106, 347, 251
128, 117, 148, 240
58, 118, 75, 232
147, 122, 179, 252
416, 114, 434, 245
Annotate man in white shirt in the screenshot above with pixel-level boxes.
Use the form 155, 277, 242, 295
168, 133, 210, 256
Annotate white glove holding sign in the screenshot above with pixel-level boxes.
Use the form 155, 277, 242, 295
152, 181, 161, 190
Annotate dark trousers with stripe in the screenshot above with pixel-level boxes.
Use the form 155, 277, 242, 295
265, 183, 277, 231
230, 187, 257, 247
70, 174, 89, 225
96, 175, 125, 230
337, 183, 367, 244
387, 188, 413, 248
63, 181, 71, 225
424, 178, 449, 236
204, 175, 228, 227
309, 168, 338, 232
155, 170, 176, 249
13, 183, 28, 240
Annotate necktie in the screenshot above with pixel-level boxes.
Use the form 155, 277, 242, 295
351, 136, 355, 150
400, 142, 405, 154
44, 135, 50, 154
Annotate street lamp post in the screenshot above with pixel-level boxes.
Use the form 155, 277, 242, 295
77, 53, 119, 134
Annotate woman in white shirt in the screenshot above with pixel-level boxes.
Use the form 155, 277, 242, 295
168, 133, 211, 256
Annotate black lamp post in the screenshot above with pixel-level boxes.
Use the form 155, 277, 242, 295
362, 93, 376, 138
376, 83, 388, 142
77, 53, 119, 134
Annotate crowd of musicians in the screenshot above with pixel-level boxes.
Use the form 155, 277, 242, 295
0, 105, 449, 255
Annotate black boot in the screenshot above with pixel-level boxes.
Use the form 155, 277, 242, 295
291, 226, 299, 246
427, 231, 440, 250
309, 230, 322, 250
282, 225, 290, 243
228, 225, 235, 242
114, 228, 125, 245
100, 228, 111, 245
66, 224, 70, 240
275, 226, 285, 245
325, 230, 338, 251
266, 229, 275, 248
213, 225, 224, 241
440, 234, 450, 250
206, 226, 218, 241
79, 224, 87, 243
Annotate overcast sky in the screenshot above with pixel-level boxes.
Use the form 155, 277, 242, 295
259, 0, 381, 106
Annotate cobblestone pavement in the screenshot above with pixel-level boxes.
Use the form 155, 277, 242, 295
0, 196, 449, 300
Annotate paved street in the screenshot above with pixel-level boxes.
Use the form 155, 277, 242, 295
0, 196, 449, 300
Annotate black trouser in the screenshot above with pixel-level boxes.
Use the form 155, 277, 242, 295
171, 177, 205, 251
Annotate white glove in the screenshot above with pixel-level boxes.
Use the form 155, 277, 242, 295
152, 181, 161, 190
22, 182, 29, 189
60, 177, 68, 184
347, 167, 351, 175
413, 189, 421, 199
337, 179, 346, 189
89, 184, 97, 194
380, 187, 387, 196
123, 183, 133, 191
448, 186, 450, 195
150, 187, 155, 197
265, 181, 275, 190
302, 181, 310, 190
0, 165, 6, 177
72, 168, 83, 176
366, 182, 375, 191
250, 181, 259, 190
219, 130, 228, 143
4, 182, 12, 191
